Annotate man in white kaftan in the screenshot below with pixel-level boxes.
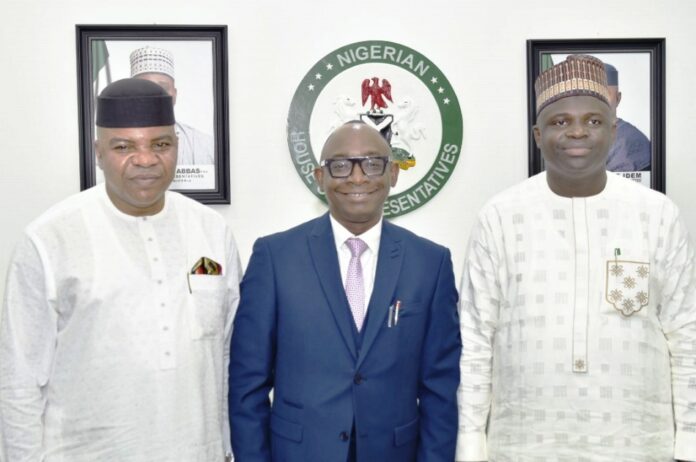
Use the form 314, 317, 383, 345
0, 78, 240, 461
456, 55, 696, 462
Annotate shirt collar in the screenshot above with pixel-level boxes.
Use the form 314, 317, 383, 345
98, 183, 172, 222
329, 214, 382, 254
540, 170, 616, 203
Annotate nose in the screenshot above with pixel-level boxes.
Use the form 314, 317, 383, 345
131, 146, 159, 167
347, 162, 368, 184
566, 121, 588, 138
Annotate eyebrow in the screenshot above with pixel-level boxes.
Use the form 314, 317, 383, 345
108, 137, 135, 146
547, 112, 606, 119
151, 135, 175, 142
108, 135, 175, 145
330, 152, 386, 158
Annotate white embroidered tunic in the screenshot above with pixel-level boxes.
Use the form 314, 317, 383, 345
456, 172, 696, 462
0, 184, 241, 462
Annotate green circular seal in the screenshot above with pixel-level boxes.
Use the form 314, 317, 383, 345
287, 40, 463, 217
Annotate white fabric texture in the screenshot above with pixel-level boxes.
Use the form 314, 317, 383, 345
456, 172, 696, 462
0, 184, 241, 462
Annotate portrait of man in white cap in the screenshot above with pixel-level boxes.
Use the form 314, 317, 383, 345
130, 46, 215, 166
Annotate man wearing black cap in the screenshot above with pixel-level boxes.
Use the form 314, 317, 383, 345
456, 55, 695, 461
0, 78, 240, 461
604, 62, 652, 172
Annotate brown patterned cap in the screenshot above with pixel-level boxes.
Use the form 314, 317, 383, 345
535, 54, 610, 115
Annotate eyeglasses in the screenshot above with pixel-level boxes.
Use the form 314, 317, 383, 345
320, 156, 390, 178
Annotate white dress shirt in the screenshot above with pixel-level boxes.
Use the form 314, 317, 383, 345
330, 215, 382, 314
0, 184, 241, 461
457, 172, 696, 462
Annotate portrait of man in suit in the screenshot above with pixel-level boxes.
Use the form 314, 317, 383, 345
229, 121, 461, 462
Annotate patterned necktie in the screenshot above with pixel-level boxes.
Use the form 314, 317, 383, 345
345, 237, 368, 331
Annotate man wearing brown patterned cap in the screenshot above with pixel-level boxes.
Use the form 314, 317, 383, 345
456, 55, 696, 461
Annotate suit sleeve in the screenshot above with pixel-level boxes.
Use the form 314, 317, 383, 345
229, 237, 277, 462
456, 214, 501, 462
417, 248, 461, 462
0, 234, 58, 461
654, 204, 696, 461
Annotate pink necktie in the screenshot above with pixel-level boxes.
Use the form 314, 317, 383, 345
345, 238, 368, 331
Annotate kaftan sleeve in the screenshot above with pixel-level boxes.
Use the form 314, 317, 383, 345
455, 213, 502, 462
654, 203, 696, 462
0, 233, 58, 461
222, 228, 242, 460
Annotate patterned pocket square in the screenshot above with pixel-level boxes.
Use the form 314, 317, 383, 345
190, 257, 223, 275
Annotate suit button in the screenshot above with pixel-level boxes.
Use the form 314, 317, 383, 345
339, 431, 350, 441
353, 373, 363, 385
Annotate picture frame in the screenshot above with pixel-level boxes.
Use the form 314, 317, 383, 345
526, 38, 665, 192
76, 25, 230, 203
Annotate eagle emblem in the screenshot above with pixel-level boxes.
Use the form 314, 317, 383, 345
361, 77, 393, 112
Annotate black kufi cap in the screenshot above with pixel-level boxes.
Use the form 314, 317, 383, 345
96, 78, 175, 128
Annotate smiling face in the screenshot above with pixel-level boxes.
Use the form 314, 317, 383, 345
533, 95, 616, 197
95, 125, 178, 216
314, 123, 398, 235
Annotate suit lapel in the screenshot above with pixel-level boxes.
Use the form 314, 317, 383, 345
308, 214, 358, 361
356, 222, 403, 369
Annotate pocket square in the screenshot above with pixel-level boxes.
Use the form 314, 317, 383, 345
190, 257, 223, 275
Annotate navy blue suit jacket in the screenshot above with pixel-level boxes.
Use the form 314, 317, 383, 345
229, 214, 460, 462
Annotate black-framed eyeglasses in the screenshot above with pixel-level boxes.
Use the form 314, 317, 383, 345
320, 156, 390, 178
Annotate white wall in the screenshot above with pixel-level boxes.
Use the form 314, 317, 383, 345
1, 0, 695, 301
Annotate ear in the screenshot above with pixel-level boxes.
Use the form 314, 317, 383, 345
172, 86, 178, 106
94, 140, 104, 170
389, 161, 399, 187
532, 124, 542, 148
313, 166, 324, 192
616, 91, 622, 107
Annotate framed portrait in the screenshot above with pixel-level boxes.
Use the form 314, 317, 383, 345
526, 38, 665, 192
76, 25, 230, 203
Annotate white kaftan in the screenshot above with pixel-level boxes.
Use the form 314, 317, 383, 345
457, 172, 696, 461
0, 184, 241, 462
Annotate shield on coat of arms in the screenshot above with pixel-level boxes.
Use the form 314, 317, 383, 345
605, 260, 650, 316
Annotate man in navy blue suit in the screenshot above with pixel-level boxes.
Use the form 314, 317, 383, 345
229, 121, 461, 462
